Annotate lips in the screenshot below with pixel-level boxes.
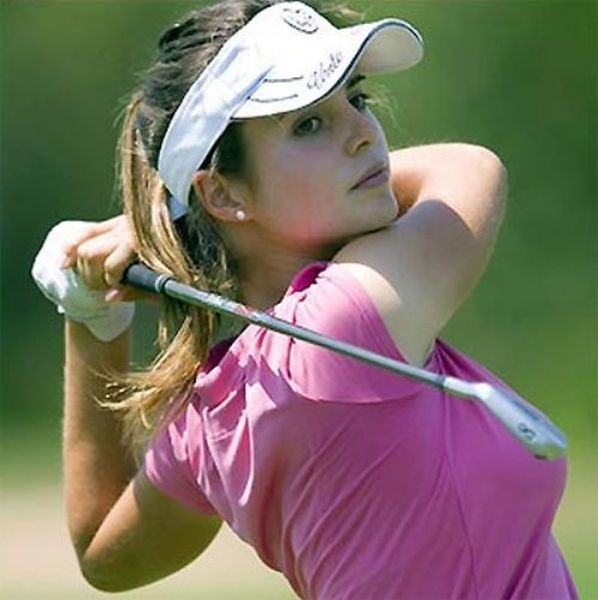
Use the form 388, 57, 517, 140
351, 161, 390, 190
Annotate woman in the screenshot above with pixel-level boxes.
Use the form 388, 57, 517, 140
32, 1, 577, 598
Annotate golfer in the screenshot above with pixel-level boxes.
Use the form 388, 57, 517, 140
32, 1, 577, 598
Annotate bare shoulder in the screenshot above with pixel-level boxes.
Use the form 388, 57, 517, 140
330, 257, 435, 368
334, 145, 507, 366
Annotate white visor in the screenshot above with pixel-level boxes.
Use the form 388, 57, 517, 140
158, 1, 424, 205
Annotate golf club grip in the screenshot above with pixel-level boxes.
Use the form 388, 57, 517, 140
122, 263, 172, 294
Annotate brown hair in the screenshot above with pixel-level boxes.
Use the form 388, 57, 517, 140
112, 0, 361, 448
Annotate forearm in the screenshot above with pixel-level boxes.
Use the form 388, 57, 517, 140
391, 143, 508, 237
64, 320, 136, 558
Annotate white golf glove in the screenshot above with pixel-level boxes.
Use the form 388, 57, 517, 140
31, 221, 135, 342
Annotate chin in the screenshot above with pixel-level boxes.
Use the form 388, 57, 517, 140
367, 193, 400, 228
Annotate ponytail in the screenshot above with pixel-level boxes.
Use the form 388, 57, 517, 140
106, 0, 361, 450
110, 94, 229, 447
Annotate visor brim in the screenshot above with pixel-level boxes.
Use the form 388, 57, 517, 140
234, 18, 423, 119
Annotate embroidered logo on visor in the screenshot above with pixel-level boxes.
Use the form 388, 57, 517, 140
307, 51, 343, 90
282, 6, 319, 34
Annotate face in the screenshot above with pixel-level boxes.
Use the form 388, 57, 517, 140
238, 75, 398, 255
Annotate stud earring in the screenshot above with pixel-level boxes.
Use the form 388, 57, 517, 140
235, 209, 246, 221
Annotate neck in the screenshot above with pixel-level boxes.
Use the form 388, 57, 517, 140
237, 252, 325, 310
221, 222, 345, 310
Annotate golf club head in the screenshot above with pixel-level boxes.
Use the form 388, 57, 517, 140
471, 383, 568, 460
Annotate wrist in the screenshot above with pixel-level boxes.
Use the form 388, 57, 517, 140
66, 320, 131, 368
57, 280, 135, 342
66, 318, 132, 345
32, 221, 136, 342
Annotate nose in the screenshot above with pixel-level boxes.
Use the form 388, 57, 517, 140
343, 103, 377, 156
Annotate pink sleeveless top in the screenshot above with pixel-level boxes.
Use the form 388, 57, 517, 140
145, 261, 577, 599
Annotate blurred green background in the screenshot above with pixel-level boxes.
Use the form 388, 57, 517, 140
1, 0, 596, 598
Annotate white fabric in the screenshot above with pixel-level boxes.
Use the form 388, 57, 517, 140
31, 221, 135, 342
158, 1, 423, 205
158, 40, 274, 205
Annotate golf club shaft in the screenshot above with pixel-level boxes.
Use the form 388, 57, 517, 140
122, 263, 567, 460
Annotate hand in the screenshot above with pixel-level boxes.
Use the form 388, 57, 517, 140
32, 217, 137, 342
61, 216, 137, 294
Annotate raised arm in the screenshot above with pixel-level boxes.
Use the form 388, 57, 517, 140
334, 143, 508, 366
64, 321, 221, 592
34, 218, 222, 591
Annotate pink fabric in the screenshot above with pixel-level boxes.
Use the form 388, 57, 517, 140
144, 261, 577, 599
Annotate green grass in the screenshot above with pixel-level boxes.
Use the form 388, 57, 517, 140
553, 441, 598, 599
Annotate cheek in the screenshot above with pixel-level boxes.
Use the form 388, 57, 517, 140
251, 162, 348, 248
256, 147, 341, 211
276, 145, 341, 193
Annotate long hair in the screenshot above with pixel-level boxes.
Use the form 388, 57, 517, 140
111, 0, 361, 449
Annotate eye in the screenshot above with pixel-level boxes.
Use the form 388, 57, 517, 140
293, 115, 322, 136
350, 92, 371, 112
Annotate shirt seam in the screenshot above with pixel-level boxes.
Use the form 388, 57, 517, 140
442, 391, 482, 599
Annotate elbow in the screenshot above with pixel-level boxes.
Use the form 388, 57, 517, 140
80, 566, 125, 593
483, 147, 508, 222
465, 144, 508, 203
446, 144, 508, 244
79, 559, 137, 593
72, 538, 122, 592
429, 142, 509, 209
458, 144, 509, 224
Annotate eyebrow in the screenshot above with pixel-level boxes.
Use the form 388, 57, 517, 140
346, 74, 366, 90
270, 74, 368, 125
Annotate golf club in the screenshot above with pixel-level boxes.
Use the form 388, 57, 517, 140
122, 263, 567, 460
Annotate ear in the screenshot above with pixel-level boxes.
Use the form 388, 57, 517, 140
192, 170, 251, 223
